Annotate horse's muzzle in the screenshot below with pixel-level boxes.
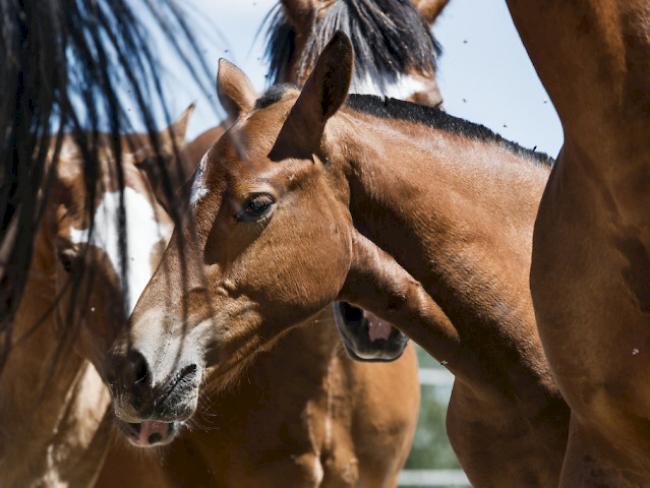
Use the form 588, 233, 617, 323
333, 302, 410, 362
110, 348, 201, 446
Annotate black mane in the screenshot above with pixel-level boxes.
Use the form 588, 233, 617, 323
263, 0, 441, 84
346, 95, 554, 166
255, 83, 297, 109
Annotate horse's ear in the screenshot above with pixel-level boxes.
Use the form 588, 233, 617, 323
412, 0, 450, 25
269, 32, 353, 161
130, 103, 197, 212
281, 0, 315, 29
217, 59, 257, 121
164, 102, 195, 148
132, 103, 195, 163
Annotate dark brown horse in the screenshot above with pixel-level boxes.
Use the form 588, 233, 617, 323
114, 35, 570, 487
507, 0, 650, 485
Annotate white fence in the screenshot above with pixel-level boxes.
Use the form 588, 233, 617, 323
399, 469, 470, 486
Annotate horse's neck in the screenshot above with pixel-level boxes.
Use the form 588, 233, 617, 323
215, 309, 342, 396
195, 312, 344, 463
0, 232, 110, 485
339, 114, 554, 389
263, 310, 342, 381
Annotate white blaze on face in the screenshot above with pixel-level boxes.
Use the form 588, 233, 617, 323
350, 72, 430, 100
70, 187, 169, 315
190, 151, 210, 206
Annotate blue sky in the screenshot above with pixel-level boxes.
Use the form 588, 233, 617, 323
153, 0, 563, 156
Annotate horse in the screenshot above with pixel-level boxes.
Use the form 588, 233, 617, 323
0, 110, 192, 487
114, 34, 571, 487
97, 134, 418, 487
190, 0, 447, 162
96, 3, 449, 484
189, 0, 449, 361
506, 1, 650, 485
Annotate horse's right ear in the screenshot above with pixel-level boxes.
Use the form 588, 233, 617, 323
270, 32, 353, 161
217, 59, 257, 121
411, 0, 450, 25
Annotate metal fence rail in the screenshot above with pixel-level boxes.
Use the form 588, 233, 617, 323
399, 469, 470, 486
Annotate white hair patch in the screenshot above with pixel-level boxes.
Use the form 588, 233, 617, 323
70, 187, 169, 315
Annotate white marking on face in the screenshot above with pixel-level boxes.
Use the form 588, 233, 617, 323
70, 187, 170, 315
312, 457, 324, 486
128, 310, 209, 388
190, 151, 210, 206
350, 72, 429, 100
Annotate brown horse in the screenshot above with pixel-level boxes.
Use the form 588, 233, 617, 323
190, 0, 449, 361
506, 1, 650, 485
95, 3, 453, 485
116, 35, 571, 487
0, 112, 191, 486
98, 148, 419, 487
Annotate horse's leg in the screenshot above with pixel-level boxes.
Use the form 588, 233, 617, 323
560, 415, 647, 488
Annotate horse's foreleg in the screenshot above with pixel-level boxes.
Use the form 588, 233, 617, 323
559, 414, 647, 488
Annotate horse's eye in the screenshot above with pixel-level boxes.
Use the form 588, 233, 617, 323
238, 193, 275, 221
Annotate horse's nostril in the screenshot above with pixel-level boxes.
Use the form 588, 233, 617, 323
127, 350, 151, 386
182, 364, 198, 377
148, 432, 162, 444
339, 302, 364, 322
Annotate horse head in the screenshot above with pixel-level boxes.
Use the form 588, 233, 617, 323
111, 34, 432, 435
48, 108, 192, 447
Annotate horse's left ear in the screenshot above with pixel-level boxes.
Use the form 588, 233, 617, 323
217, 58, 257, 121
132, 104, 196, 209
270, 32, 353, 160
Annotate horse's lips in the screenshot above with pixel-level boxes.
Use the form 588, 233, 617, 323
135, 420, 170, 446
365, 311, 393, 341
